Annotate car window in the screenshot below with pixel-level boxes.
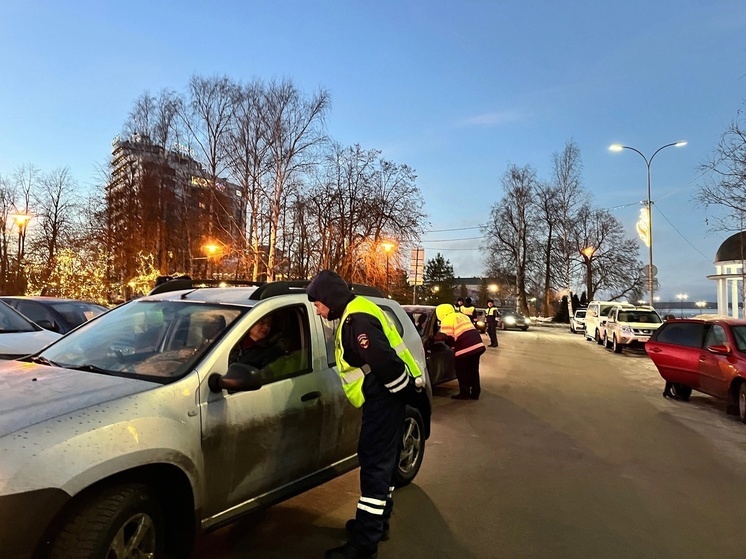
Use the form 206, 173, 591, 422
319, 316, 337, 367
379, 305, 404, 337
704, 324, 727, 347
575, 310, 586, 318
731, 326, 746, 352
600, 305, 615, 317
0, 301, 40, 332
231, 305, 311, 384
654, 322, 705, 348
48, 301, 107, 328
15, 300, 61, 330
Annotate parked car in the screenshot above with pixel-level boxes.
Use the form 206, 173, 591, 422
0, 280, 432, 558
570, 309, 587, 334
584, 300, 634, 344
0, 296, 108, 334
603, 306, 662, 353
646, 315, 746, 421
0, 300, 61, 359
403, 304, 456, 385
497, 310, 530, 331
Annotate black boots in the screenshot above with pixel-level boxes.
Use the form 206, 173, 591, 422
325, 542, 378, 559
451, 393, 471, 400
345, 518, 389, 541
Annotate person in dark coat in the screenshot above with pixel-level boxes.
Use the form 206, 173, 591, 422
307, 270, 423, 559
434, 303, 486, 399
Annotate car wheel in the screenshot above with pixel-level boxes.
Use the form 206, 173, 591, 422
570, 326, 575, 333
613, 336, 623, 353
739, 384, 746, 423
392, 406, 425, 488
595, 330, 604, 345
670, 383, 692, 401
521, 326, 529, 331
48, 483, 164, 559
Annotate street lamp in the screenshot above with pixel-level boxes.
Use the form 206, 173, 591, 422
676, 293, 688, 318
609, 141, 687, 308
580, 246, 596, 300
10, 212, 31, 292
696, 300, 706, 314
380, 240, 395, 297
203, 242, 221, 278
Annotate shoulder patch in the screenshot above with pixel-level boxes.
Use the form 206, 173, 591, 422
357, 333, 370, 349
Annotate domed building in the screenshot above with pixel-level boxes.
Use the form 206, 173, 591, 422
708, 232, 746, 317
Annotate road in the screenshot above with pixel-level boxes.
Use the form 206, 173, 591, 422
192, 326, 746, 558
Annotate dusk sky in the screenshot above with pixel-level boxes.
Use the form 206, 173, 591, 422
1, 1, 744, 301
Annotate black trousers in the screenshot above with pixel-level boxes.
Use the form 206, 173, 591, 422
487, 321, 498, 346
351, 376, 406, 550
455, 352, 482, 397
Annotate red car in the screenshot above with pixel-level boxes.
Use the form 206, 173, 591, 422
646, 316, 746, 421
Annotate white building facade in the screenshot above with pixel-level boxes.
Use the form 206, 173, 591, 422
708, 232, 746, 318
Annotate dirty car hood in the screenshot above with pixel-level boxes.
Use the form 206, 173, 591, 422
0, 361, 159, 438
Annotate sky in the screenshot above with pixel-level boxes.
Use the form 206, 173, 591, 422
1, 0, 745, 301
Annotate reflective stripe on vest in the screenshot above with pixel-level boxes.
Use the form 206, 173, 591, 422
335, 297, 424, 408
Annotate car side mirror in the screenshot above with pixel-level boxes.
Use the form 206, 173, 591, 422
208, 362, 263, 393
707, 344, 731, 356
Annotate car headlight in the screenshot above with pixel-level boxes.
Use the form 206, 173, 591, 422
505, 317, 516, 325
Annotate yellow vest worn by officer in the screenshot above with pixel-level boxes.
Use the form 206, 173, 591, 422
335, 296, 424, 408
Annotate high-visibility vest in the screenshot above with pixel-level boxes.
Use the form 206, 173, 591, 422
334, 296, 424, 408
486, 307, 499, 317
461, 305, 475, 317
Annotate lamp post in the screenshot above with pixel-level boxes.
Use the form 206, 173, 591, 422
696, 300, 706, 314
203, 243, 220, 278
10, 212, 31, 292
676, 293, 688, 318
580, 246, 596, 300
609, 141, 687, 308
380, 240, 395, 297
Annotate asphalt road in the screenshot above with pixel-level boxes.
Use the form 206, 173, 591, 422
192, 326, 746, 559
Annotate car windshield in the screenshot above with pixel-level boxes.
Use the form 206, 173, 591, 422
617, 311, 661, 324
38, 300, 244, 382
575, 310, 586, 318
0, 301, 38, 333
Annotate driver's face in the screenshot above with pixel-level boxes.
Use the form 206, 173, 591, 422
313, 301, 330, 319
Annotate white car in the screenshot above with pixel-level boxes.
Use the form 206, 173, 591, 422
570, 309, 587, 334
0, 280, 432, 558
0, 300, 61, 359
603, 305, 663, 353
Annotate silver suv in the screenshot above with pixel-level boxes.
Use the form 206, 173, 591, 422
0, 280, 432, 559
603, 305, 663, 353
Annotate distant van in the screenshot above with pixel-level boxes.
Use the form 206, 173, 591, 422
584, 300, 633, 343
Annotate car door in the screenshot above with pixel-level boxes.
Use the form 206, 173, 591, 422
199, 303, 325, 518
422, 309, 455, 384
647, 321, 706, 388
698, 323, 733, 398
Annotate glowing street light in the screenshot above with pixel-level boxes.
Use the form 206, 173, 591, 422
676, 293, 688, 318
380, 240, 396, 296
609, 141, 687, 308
696, 300, 707, 314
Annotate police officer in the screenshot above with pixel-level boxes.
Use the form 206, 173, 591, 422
460, 296, 476, 324
486, 299, 499, 347
307, 270, 425, 559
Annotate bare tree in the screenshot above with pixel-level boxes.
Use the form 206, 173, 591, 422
262, 79, 330, 280
29, 167, 80, 285
533, 182, 559, 316
484, 164, 540, 315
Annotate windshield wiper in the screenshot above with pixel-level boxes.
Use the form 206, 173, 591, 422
27, 355, 60, 367
66, 363, 116, 375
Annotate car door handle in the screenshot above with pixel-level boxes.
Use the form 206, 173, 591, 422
648, 347, 661, 353
301, 391, 321, 402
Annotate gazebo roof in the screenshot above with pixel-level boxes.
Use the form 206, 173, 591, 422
715, 231, 746, 263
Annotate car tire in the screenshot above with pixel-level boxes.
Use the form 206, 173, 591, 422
613, 336, 623, 353
392, 405, 425, 488
670, 383, 692, 401
570, 326, 575, 333
739, 384, 746, 424
595, 330, 604, 345
521, 326, 529, 331
48, 483, 164, 559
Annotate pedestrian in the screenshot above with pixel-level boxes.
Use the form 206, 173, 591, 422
460, 296, 476, 324
307, 270, 427, 559
485, 299, 499, 347
455, 297, 464, 313
434, 303, 486, 400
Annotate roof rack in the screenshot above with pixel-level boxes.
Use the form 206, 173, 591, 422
148, 276, 384, 300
